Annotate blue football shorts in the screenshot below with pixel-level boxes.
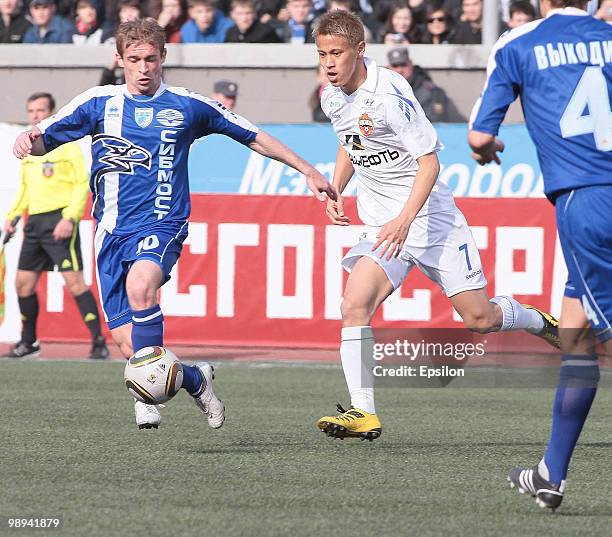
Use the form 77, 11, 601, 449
93, 220, 188, 329
556, 186, 612, 342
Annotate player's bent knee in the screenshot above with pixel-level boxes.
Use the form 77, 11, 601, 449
126, 281, 157, 310
340, 299, 373, 326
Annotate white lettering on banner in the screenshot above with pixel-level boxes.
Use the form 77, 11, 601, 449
266, 224, 314, 319
217, 223, 260, 317
500, 164, 534, 197
47, 220, 94, 312
453, 226, 489, 321
160, 223, 207, 316
440, 164, 543, 198
324, 225, 365, 319
550, 234, 568, 319
439, 163, 470, 196
494, 227, 544, 296
239, 153, 285, 194
468, 164, 502, 197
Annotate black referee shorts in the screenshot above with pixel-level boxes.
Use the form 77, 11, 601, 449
18, 209, 83, 273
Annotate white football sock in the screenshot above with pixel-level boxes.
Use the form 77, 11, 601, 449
490, 296, 544, 333
340, 325, 376, 414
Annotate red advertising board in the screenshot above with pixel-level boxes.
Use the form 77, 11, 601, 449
35, 194, 564, 348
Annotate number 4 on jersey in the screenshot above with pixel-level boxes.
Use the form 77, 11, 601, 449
560, 66, 612, 151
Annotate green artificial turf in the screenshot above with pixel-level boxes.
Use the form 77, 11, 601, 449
1, 360, 611, 537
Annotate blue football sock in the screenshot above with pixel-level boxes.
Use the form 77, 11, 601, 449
543, 354, 599, 484
131, 305, 164, 353
182, 365, 204, 396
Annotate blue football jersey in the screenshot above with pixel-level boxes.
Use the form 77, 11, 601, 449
470, 8, 612, 200
37, 83, 259, 235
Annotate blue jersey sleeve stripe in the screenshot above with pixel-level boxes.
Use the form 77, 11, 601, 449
38, 86, 118, 151
189, 92, 259, 145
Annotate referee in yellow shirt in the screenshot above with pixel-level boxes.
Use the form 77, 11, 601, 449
3, 92, 108, 360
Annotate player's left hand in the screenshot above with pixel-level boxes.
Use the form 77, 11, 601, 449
305, 170, 338, 202
53, 218, 74, 241
372, 217, 411, 260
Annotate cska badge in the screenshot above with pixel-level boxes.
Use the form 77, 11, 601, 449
358, 112, 374, 137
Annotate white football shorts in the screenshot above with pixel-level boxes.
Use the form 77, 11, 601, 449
341, 208, 487, 296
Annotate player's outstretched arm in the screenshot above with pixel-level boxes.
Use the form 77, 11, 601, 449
468, 130, 505, 166
248, 130, 338, 202
13, 127, 47, 159
326, 145, 353, 226
373, 152, 440, 260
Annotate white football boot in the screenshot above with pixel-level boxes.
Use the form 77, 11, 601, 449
192, 362, 225, 429
134, 399, 162, 430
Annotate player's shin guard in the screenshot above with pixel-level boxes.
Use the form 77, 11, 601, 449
542, 354, 599, 484
341, 326, 376, 414
131, 305, 164, 352
18, 293, 39, 344
490, 295, 544, 332
75, 290, 102, 339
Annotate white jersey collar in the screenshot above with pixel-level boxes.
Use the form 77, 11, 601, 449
342, 57, 378, 96
122, 81, 168, 100
546, 7, 588, 18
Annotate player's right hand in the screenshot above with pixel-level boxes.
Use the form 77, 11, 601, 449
326, 196, 350, 226
13, 128, 41, 159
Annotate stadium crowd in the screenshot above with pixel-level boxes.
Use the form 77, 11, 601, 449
6, 0, 606, 46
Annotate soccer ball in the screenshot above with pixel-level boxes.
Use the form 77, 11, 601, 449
124, 346, 183, 404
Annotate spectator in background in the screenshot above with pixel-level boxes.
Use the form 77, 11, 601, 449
0, 0, 31, 43
383, 3, 420, 45
101, 0, 143, 42
157, 0, 188, 42
421, 1, 454, 44
450, 0, 481, 44
211, 79, 238, 109
308, 64, 329, 123
72, 0, 104, 44
322, 0, 376, 42
225, 0, 280, 42
387, 47, 461, 122
506, 0, 535, 29
257, 0, 285, 23
23, 0, 75, 43
181, 0, 233, 42
275, 0, 314, 43
408, 0, 427, 24
3, 92, 109, 361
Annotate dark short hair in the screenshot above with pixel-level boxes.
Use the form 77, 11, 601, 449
116, 17, 166, 56
27, 92, 55, 111
548, 0, 587, 7
312, 10, 365, 48
509, 0, 536, 19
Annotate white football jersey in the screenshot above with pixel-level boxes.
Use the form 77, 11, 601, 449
321, 58, 456, 226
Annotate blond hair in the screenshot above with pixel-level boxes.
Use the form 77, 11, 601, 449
116, 18, 167, 57
312, 10, 365, 48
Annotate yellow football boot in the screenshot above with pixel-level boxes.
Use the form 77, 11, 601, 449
523, 305, 560, 349
317, 404, 382, 441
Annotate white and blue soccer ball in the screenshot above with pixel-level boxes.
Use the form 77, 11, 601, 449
124, 346, 183, 404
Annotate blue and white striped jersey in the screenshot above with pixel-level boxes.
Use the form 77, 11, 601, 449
470, 7, 612, 200
37, 83, 259, 235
